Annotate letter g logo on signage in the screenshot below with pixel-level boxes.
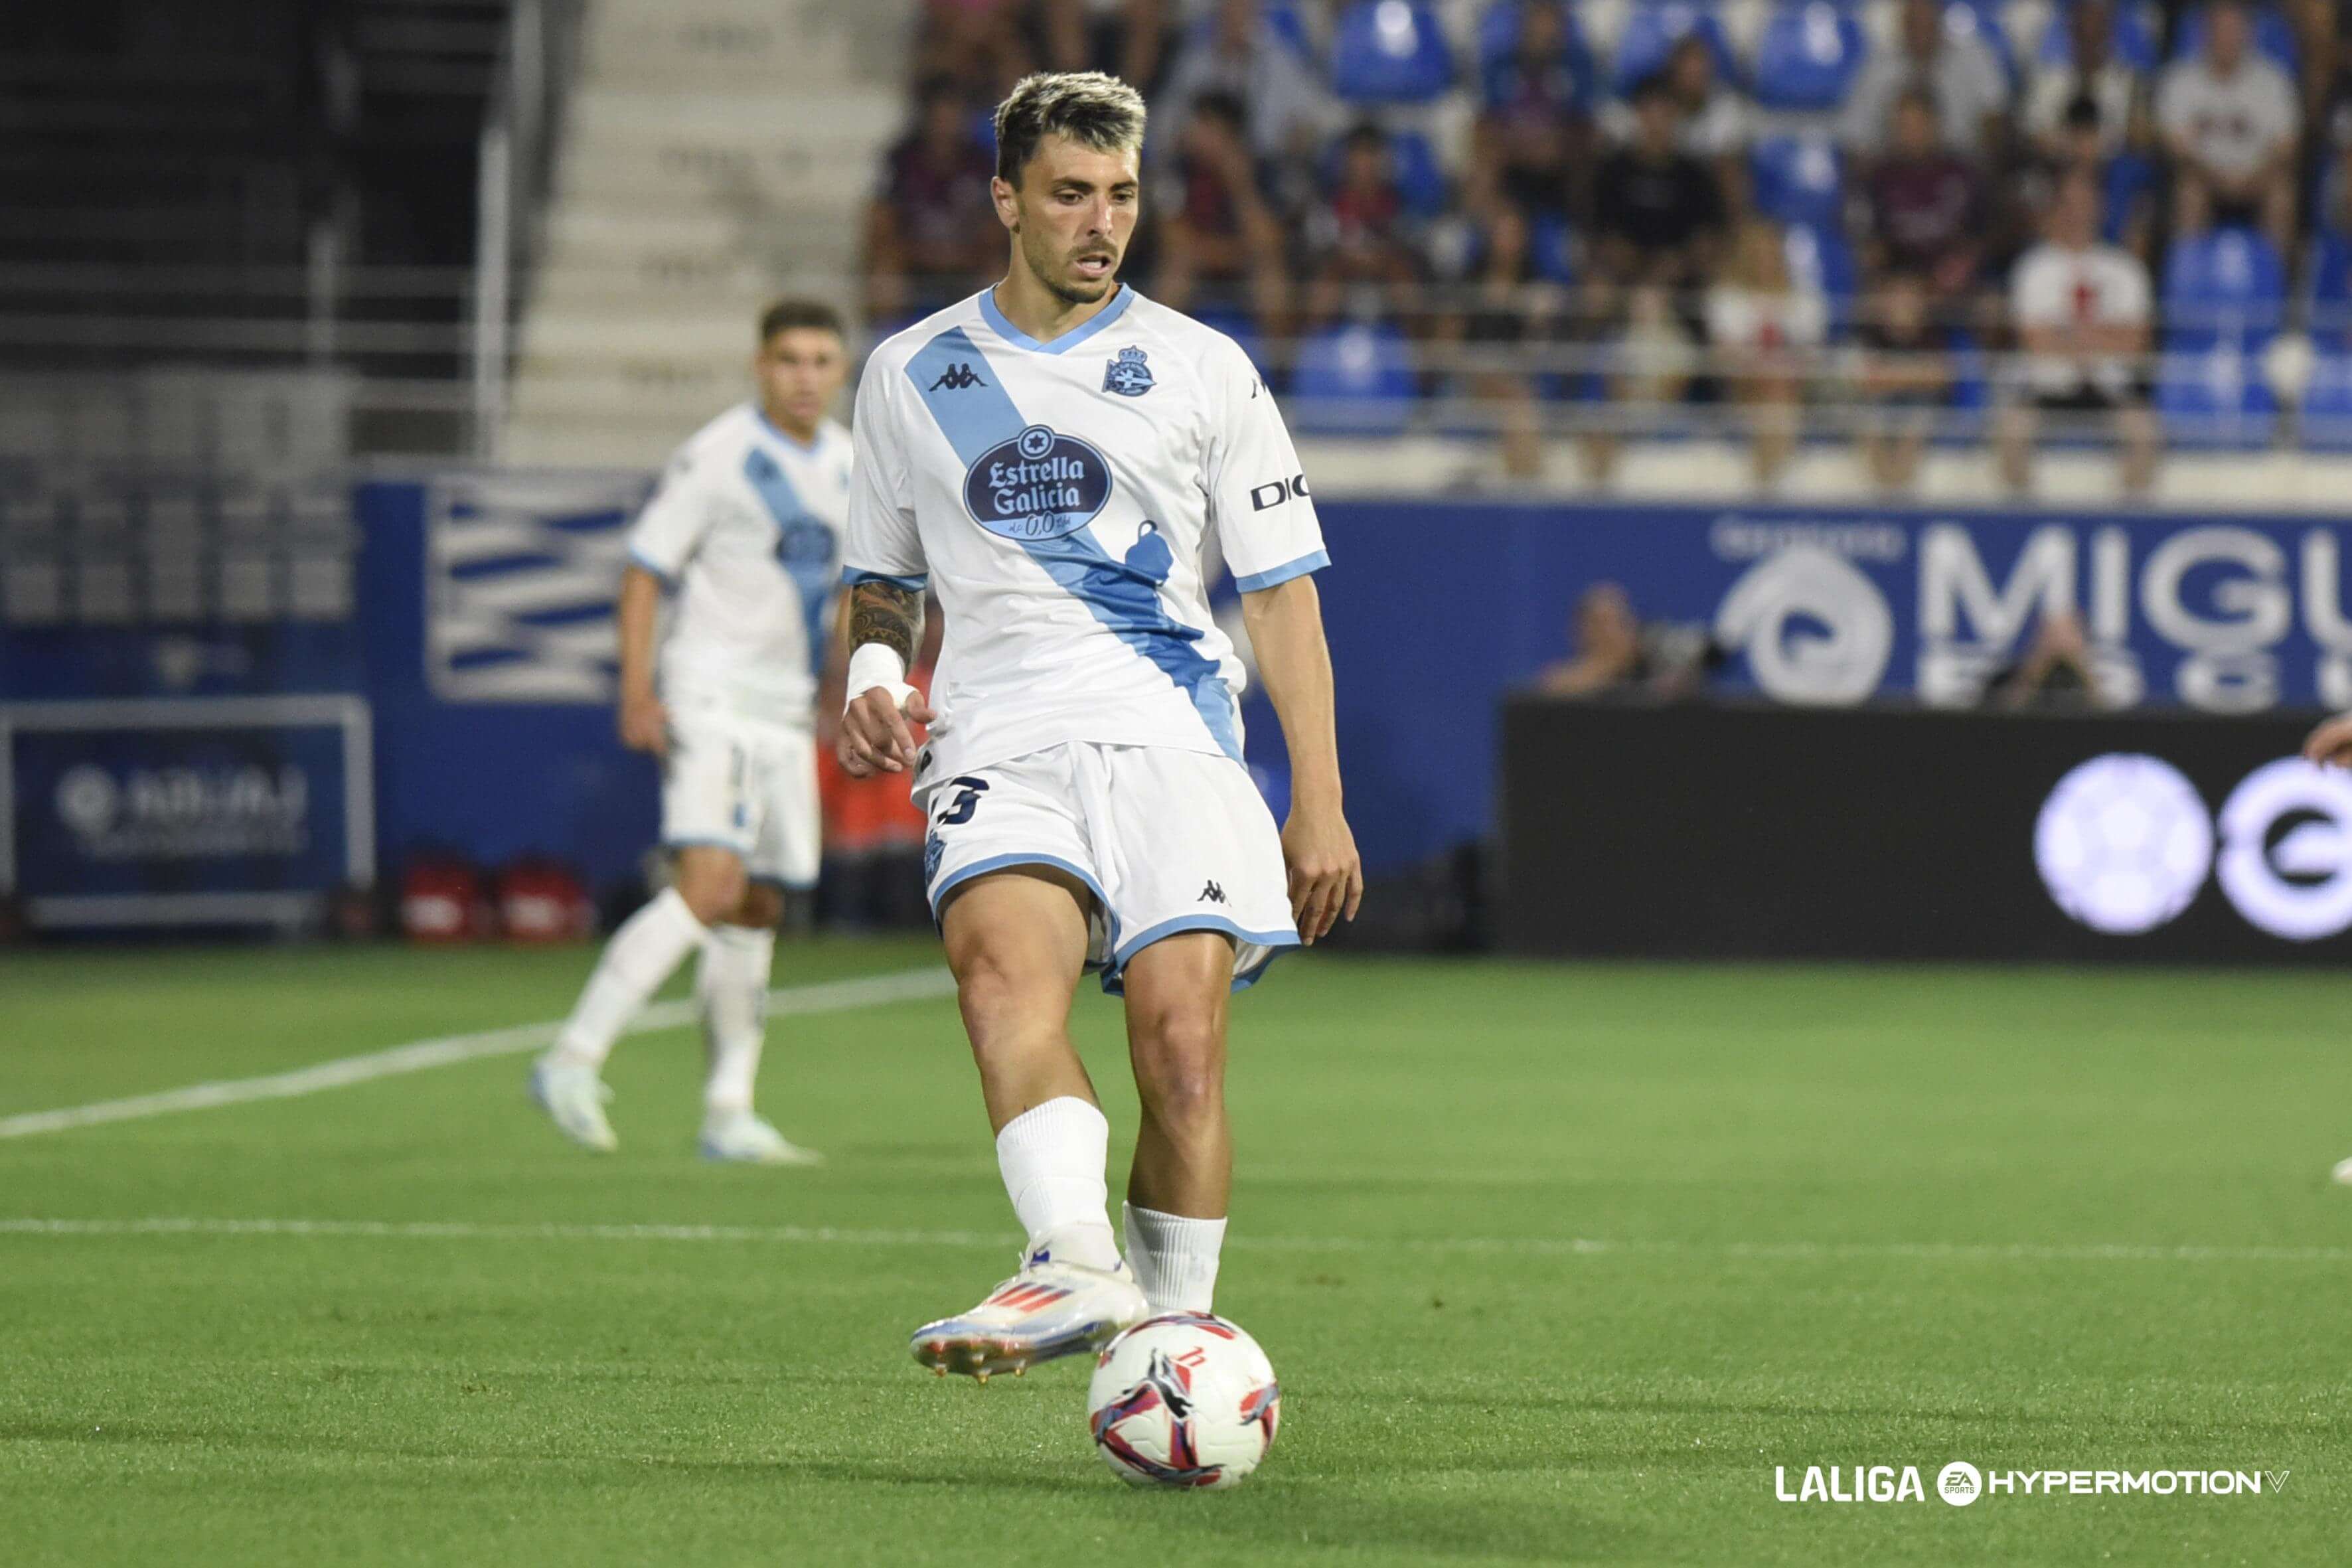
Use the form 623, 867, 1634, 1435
2215, 759, 2352, 940
1713, 544, 1895, 706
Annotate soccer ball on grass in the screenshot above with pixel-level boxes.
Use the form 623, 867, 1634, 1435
1085, 1312, 1279, 1489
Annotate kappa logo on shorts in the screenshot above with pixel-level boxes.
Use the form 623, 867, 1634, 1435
1200, 880, 1226, 905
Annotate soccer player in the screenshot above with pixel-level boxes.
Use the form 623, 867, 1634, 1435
529, 299, 852, 1164
838, 72, 1362, 1377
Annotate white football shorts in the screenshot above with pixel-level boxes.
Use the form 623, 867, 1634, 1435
917, 741, 1298, 993
661, 706, 820, 889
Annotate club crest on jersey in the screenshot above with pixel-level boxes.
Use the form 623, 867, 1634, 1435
961, 422, 1113, 541
1102, 345, 1154, 397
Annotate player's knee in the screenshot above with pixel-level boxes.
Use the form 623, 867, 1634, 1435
954, 949, 1056, 1048
734, 882, 787, 929
672, 856, 747, 925
1131, 1010, 1225, 1129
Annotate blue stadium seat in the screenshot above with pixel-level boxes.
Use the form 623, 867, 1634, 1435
1190, 306, 1273, 380
1529, 211, 1577, 283
1475, 1, 1597, 110
1330, 0, 1457, 104
2307, 231, 2352, 351
2156, 343, 2277, 446
2161, 226, 2286, 352
1751, 2, 1868, 112
1318, 128, 1450, 219
2036, 0, 2161, 73
1749, 134, 1845, 230
1263, 1, 1316, 62
2100, 152, 2159, 247
2299, 349, 2352, 447
1781, 220, 1858, 317
2167, 3, 2298, 74
1290, 319, 1418, 434
1611, 3, 1739, 95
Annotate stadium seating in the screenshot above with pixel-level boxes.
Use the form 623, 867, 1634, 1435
1289, 319, 1418, 433
1749, 134, 1845, 231
1317, 127, 1450, 218
1528, 212, 1578, 284
2167, 2, 2299, 73
1940, 0, 2017, 83
1330, 0, 1458, 104
2307, 230, 2352, 351
1750, 1, 1869, 112
1610, 3, 1741, 94
1781, 221, 1859, 315
1474, 1, 1597, 109
2157, 228, 2286, 445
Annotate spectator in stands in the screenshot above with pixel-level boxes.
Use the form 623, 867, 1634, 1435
1303, 123, 1429, 329
2157, 0, 2298, 254
2002, 96, 2157, 266
1980, 609, 2114, 709
1591, 74, 1726, 293
1468, 1, 1592, 228
1583, 282, 1699, 483
1447, 203, 1555, 481
1861, 86, 1988, 302
861, 78, 1000, 325
1154, 0, 1334, 181
1842, 0, 2011, 161
913, 0, 1036, 100
1534, 582, 1722, 699
1150, 92, 1291, 336
1603, 35, 1749, 171
1850, 268, 1956, 491
1038, 0, 1173, 98
1996, 171, 2159, 496
2022, 0, 2145, 160
1706, 219, 1826, 488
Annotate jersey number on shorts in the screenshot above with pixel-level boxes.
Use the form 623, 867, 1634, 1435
936, 777, 991, 826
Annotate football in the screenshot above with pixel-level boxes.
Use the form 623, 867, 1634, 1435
1085, 1313, 1280, 1490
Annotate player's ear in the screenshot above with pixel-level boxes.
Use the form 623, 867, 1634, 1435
990, 175, 1020, 232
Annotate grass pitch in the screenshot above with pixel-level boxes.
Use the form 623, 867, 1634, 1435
2, 939, 2347, 1565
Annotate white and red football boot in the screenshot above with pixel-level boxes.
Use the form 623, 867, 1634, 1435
910, 1245, 1148, 1381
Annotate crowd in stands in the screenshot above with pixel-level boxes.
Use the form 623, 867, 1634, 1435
866, 0, 2352, 491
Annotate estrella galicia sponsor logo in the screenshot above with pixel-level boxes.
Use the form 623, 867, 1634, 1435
962, 423, 1112, 541
1102, 345, 1154, 396
1249, 473, 1310, 512
928, 362, 986, 392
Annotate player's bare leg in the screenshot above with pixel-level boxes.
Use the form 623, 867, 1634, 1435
532, 845, 746, 1151
911, 866, 1146, 1378
1120, 931, 1235, 1314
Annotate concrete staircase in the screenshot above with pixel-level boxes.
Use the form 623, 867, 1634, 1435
501, 0, 909, 466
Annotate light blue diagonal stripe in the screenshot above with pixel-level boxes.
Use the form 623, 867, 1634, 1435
742, 447, 836, 672
903, 327, 1240, 761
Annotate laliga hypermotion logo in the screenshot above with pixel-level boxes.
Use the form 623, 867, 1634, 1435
2036, 754, 2352, 939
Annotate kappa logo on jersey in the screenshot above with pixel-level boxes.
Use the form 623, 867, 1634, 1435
927, 362, 987, 392
1102, 345, 1155, 397
1248, 473, 1310, 512
961, 422, 1114, 542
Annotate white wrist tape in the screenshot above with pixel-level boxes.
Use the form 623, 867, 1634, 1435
845, 643, 917, 714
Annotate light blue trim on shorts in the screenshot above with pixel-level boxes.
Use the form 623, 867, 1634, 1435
927, 852, 1119, 966
1097, 915, 1300, 996
747, 873, 819, 892
665, 835, 755, 857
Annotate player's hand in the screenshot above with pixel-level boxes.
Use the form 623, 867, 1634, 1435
1282, 802, 1362, 945
619, 686, 668, 755
838, 687, 935, 777
2304, 711, 2352, 769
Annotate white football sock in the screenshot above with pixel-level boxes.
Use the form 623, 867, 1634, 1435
1123, 1201, 1227, 1314
549, 888, 706, 1069
995, 1097, 1120, 1271
698, 923, 775, 1115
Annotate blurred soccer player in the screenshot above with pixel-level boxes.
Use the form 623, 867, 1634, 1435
2304, 707, 2352, 1186
529, 300, 851, 1163
838, 73, 1361, 1377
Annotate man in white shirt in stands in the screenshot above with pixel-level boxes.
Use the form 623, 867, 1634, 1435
2156, 0, 2298, 257
528, 299, 851, 1164
1996, 170, 2159, 496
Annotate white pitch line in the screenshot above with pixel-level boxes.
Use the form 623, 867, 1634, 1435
0, 967, 957, 1141
1, 1215, 2347, 1265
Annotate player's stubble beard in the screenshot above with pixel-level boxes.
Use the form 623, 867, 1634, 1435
1012, 213, 1123, 307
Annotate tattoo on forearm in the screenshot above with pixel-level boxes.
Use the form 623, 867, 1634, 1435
849, 580, 921, 665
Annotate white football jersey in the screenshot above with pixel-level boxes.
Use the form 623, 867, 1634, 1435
843, 286, 1327, 785
626, 404, 852, 728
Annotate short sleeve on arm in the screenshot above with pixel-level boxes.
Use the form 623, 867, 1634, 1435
624, 443, 712, 583
1203, 339, 1328, 593
841, 364, 929, 591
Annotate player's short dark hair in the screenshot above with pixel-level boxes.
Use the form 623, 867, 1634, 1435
758, 297, 844, 344
992, 71, 1147, 187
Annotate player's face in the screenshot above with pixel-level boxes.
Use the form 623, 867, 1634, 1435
994, 135, 1140, 306
755, 328, 848, 430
